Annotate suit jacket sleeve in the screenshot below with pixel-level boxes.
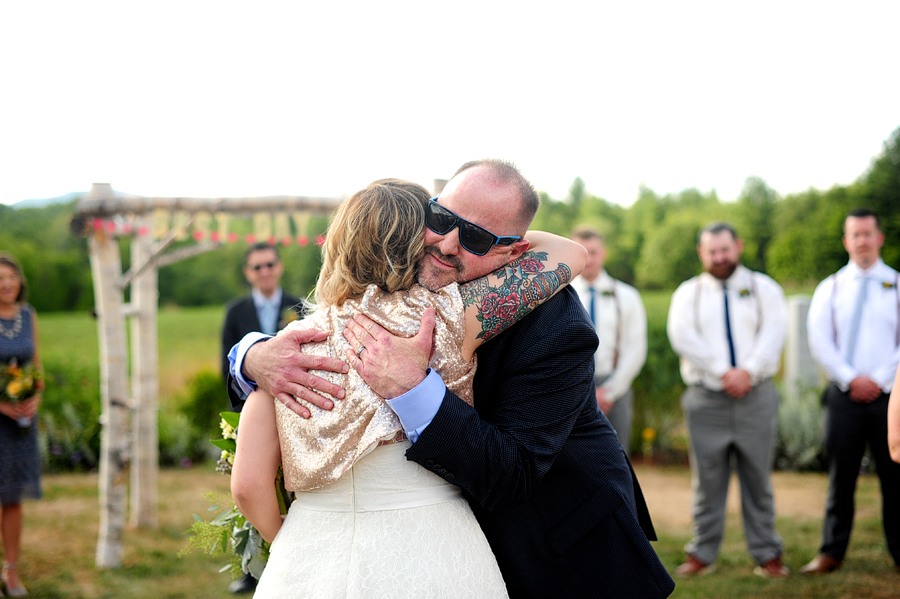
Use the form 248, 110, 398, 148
221, 301, 244, 381
223, 293, 306, 412
406, 293, 599, 512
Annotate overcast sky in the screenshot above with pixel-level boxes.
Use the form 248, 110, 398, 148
2, 1, 897, 206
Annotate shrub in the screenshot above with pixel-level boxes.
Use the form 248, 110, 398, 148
181, 368, 228, 442
39, 358, 101, 472
158, 410, 198, 467
774, 384, 825, 471
631, 291, 686, 460
162, 368, 230, 465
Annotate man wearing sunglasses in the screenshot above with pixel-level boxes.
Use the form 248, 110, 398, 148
221, 243, 303, 397
226, 161, 674, 598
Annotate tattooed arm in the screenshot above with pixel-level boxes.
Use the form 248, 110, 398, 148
458, 231, 585, 361
343, 232, 585, 399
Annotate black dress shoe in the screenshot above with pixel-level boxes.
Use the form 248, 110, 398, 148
228, 572, 258, 594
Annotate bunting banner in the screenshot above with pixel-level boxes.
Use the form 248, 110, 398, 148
90, 209, 327, 246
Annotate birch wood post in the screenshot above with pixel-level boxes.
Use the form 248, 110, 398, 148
785, 294, 824, 400
87, 184, 130, 568
129, 218, 158, 528
71, 187, 345, 561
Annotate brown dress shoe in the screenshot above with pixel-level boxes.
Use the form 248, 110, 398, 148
799, 554, 842, 574
675, 554, 715, 577
754, 556, 790, 578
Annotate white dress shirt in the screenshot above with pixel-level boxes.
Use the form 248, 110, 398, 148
667, 264, 787, 390
572, 271, 647, 401
807, 258, 900, 392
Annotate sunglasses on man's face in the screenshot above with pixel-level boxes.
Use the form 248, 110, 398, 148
249, 261, 278, 272
425, 198, 521, 256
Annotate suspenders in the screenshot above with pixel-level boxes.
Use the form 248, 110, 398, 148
592, 280, 622, 370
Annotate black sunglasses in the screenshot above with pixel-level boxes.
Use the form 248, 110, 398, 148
425, 198, 521, 256
249, 261, 278, 271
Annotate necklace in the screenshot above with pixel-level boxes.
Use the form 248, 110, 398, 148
0, 309, 22, 340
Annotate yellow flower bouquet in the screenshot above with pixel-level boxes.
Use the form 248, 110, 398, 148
0, 359, 41, 403
0, 359, 42, 431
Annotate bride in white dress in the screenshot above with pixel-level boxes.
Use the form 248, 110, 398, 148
231, 179, 585, 598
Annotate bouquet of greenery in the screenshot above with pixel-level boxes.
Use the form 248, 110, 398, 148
0, 358, 42, 431
181, 411, 292, 580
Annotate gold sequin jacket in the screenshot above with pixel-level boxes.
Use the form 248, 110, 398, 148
275, 283, 476, 491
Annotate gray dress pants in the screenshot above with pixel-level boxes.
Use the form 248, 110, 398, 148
606, 388, 634, 456
682, 379, 784, 565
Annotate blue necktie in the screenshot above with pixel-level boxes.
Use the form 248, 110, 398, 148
723, 283, 736, 367
844, 275, 869, 365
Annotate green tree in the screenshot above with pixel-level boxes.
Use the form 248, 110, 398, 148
734, 176, 778, 273
859, 125, 900, 268
635, 218, 700, 289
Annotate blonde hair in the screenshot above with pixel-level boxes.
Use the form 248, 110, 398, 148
314, 179, 430, 306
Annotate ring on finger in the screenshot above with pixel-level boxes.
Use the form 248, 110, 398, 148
356, 345, 366, 357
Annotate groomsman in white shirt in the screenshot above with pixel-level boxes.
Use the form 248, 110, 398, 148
802, 208, 900, 575
667, 221, 790, 578
571, 227, 647, 455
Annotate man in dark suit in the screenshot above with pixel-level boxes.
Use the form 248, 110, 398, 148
228, 161, 675, 598
220, 242, 302, 594
222, 242, 303, 383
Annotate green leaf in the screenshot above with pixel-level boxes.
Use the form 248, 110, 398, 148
211, 438, 236, 452
220, 411, 241, 429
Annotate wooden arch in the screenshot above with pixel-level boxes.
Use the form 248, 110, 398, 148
73, 183, 342, 568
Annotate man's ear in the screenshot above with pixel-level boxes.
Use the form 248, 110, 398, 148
509, 238, 531, 261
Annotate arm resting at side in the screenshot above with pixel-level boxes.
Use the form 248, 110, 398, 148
231, 390, 284, 543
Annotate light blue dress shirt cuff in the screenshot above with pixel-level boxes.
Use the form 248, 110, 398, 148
228, 332, 273, 400
385, 369, 446, 443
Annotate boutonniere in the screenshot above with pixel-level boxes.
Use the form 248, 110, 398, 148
277, 306, 301, 330
601, 290, 615, 297
739, 288, 752, 298
883, 281, 896, 290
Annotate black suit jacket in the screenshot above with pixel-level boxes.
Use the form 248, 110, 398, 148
406, 286, 675, 598
221, 291, 304, 386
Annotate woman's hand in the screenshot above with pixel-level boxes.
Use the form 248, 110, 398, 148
20, 394, 40, 419
0, 401, 17, 420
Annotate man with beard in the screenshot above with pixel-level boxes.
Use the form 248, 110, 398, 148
227, 160, 675, 598
667, 221, 790, 578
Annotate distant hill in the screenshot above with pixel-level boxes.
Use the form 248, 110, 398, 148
11, 192, 84, 209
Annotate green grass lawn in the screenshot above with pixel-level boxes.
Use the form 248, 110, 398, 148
16, 464, 899, 599
39, 304, 224, 408
30, 301, 899, 598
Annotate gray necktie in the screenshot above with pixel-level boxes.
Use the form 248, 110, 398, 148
260, 302, 278, 335
588, 286, 596, 327
844, 275, 869, 364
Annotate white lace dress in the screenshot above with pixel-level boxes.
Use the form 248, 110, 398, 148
252, 284, 509, 599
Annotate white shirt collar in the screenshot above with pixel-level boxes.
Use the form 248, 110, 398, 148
252, 287, 283, 307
